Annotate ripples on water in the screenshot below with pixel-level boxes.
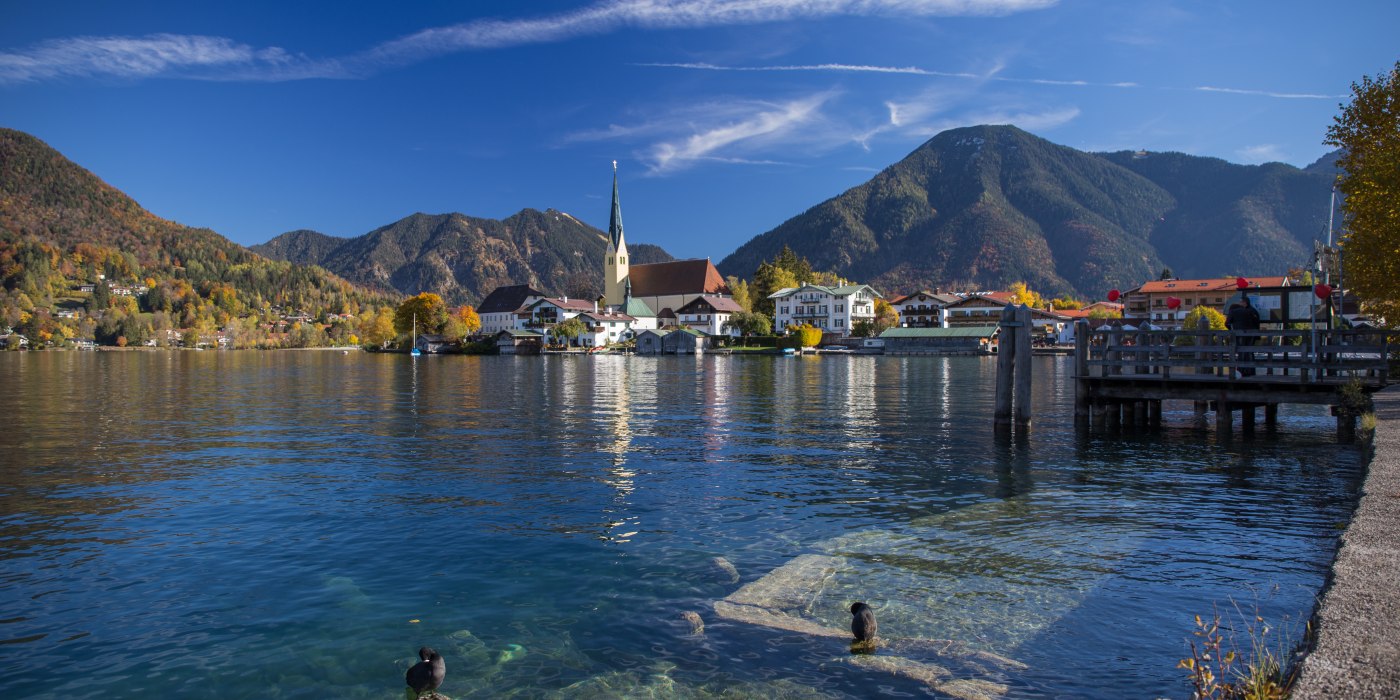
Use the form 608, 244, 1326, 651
0, 352, 1362, 698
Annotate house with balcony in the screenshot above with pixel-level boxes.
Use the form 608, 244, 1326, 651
889, 291, 961, 328
574, 309, 640, 347
939, 292, 1016, 328
478, 284, 547, 335
675, 295, 745, 336
769, 284, 882, 336
521, 297, 598, 338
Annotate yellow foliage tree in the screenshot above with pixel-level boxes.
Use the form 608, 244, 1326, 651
1008, 282, 1045, 309
792, 323, 823, 348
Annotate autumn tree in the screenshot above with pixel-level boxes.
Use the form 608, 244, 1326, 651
751, 263, 798, 317
1007, 282, 1045, 309
1050, 297, 1084, 310
394, 293, 447, 337
442, 305, 481, 341
1326, 60, 1400, 326
791, 323, 823, 348
873, 298, 899, 333
1182, 305, 1226, 331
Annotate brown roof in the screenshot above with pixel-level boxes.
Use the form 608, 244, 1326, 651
628, 259, 731, 298
676, 295, 745, 314
477, 284, 546, 314
533, 297, 597, 311
579, 311, 637, 323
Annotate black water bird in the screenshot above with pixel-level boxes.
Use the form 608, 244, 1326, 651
850, 602, 878, 644
406, 646, 445, 698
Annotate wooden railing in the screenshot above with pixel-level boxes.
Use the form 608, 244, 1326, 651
1076, 325, 1396, 386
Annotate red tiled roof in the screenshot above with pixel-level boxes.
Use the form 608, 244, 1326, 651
1137, 276, 1288, 294
629, 259, 731, 298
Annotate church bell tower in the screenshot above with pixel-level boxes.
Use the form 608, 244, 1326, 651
603, 161, 630, 308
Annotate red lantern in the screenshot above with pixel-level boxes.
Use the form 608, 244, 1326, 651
1166, 296, 1181, 310
1107, 289, 1120, 302
1235, 277, 1249, 290
1314, 283, 1332, 300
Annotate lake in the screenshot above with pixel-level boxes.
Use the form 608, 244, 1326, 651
0, 351, 1362, 698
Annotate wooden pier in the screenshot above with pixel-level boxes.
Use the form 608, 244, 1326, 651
1072, 320, 1396, 437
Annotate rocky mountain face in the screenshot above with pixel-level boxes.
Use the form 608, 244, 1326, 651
717, 125, 1338, 298
254, 211, 674, 305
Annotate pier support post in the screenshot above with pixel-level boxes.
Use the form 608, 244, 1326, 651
1074, 321, 1089, 421
1265, 403, 1279, 426
1091, 402, 1106, 428
1132, 401, 1147, 426
1242, 404, 1256, 430
1216, 401, 1233, 436
1194, 400, 1208, 427
1107, 401, 1121, 430
1149, 400, 1162, 426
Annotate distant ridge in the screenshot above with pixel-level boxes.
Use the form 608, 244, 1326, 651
253, 212, 675, 305
717, 125, 1339, 298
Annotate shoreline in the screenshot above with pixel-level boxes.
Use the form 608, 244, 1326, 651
1293, 384, 1400, 698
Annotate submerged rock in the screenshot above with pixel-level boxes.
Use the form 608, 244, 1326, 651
681, 610, 705, 635
494, 643, 526, 665
710, 556, 741, 584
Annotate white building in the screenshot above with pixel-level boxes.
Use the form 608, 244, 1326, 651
675, 295, 745, 336
477, 284, 547, 335
769, 284, 882, 336
575, 310, 640, 347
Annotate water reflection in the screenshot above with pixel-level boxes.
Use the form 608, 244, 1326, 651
0, 351, 1363, 699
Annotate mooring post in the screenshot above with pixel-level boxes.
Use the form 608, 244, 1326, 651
994, 304, 1017, 425
1013, 305, 1033, 426
1074, 320, 1090, 421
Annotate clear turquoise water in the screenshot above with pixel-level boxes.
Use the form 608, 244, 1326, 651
0, 351, 1362, 698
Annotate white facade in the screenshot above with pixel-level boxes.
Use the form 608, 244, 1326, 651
769, 284, 881, 336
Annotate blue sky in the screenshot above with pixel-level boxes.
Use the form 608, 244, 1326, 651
2, 1, 1395, 262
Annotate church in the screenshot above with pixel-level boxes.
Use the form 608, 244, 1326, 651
602, 163, 731, 320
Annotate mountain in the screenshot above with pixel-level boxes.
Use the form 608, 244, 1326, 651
253, 214, 674, 305
717, 125, 1338, 298
0, 127, 389, 346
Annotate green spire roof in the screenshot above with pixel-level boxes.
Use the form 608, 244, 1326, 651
608, 160, 625, 250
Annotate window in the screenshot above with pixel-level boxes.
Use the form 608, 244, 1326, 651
608, 256, 614, 265
620, 257, 626, 264
837, 304, 844, 312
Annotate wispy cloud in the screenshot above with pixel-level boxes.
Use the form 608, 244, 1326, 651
0, 0, 1056, 84
0, 34, 304, 83
1194, 86, 1342, 100
571, 92, 837, 174
642, 60, 1140, 89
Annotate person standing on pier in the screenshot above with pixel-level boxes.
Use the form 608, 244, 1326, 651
1226, 296, 1262, 377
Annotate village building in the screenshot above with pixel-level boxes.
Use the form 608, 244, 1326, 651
494, 329, 543, 355
414, 333, 457, 354
676, 295, 745, 336
769, 283, 882, 336
878, 326, 997, 355
634, 327, 706, 355
522, 297, 597, 334
1122, 276, 1289, 329
575, 309, 639, 347
889, 291, 961, 328
938, 292, 1016, 328
600, 163, 732, 317
478, 284, 546, 335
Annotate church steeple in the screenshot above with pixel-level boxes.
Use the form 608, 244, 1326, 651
608, 160, 626, 250
603, 160, 630, 308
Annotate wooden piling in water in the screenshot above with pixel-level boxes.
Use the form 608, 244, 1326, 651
994, 305, 1016, 426
995, 304, 1034, 427
1014, 305, 1033, 426
1265, 404, 1279, 426
1074, 321, 1090, 421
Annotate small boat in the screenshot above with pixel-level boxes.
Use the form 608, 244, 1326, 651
410, 313, 422, 356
